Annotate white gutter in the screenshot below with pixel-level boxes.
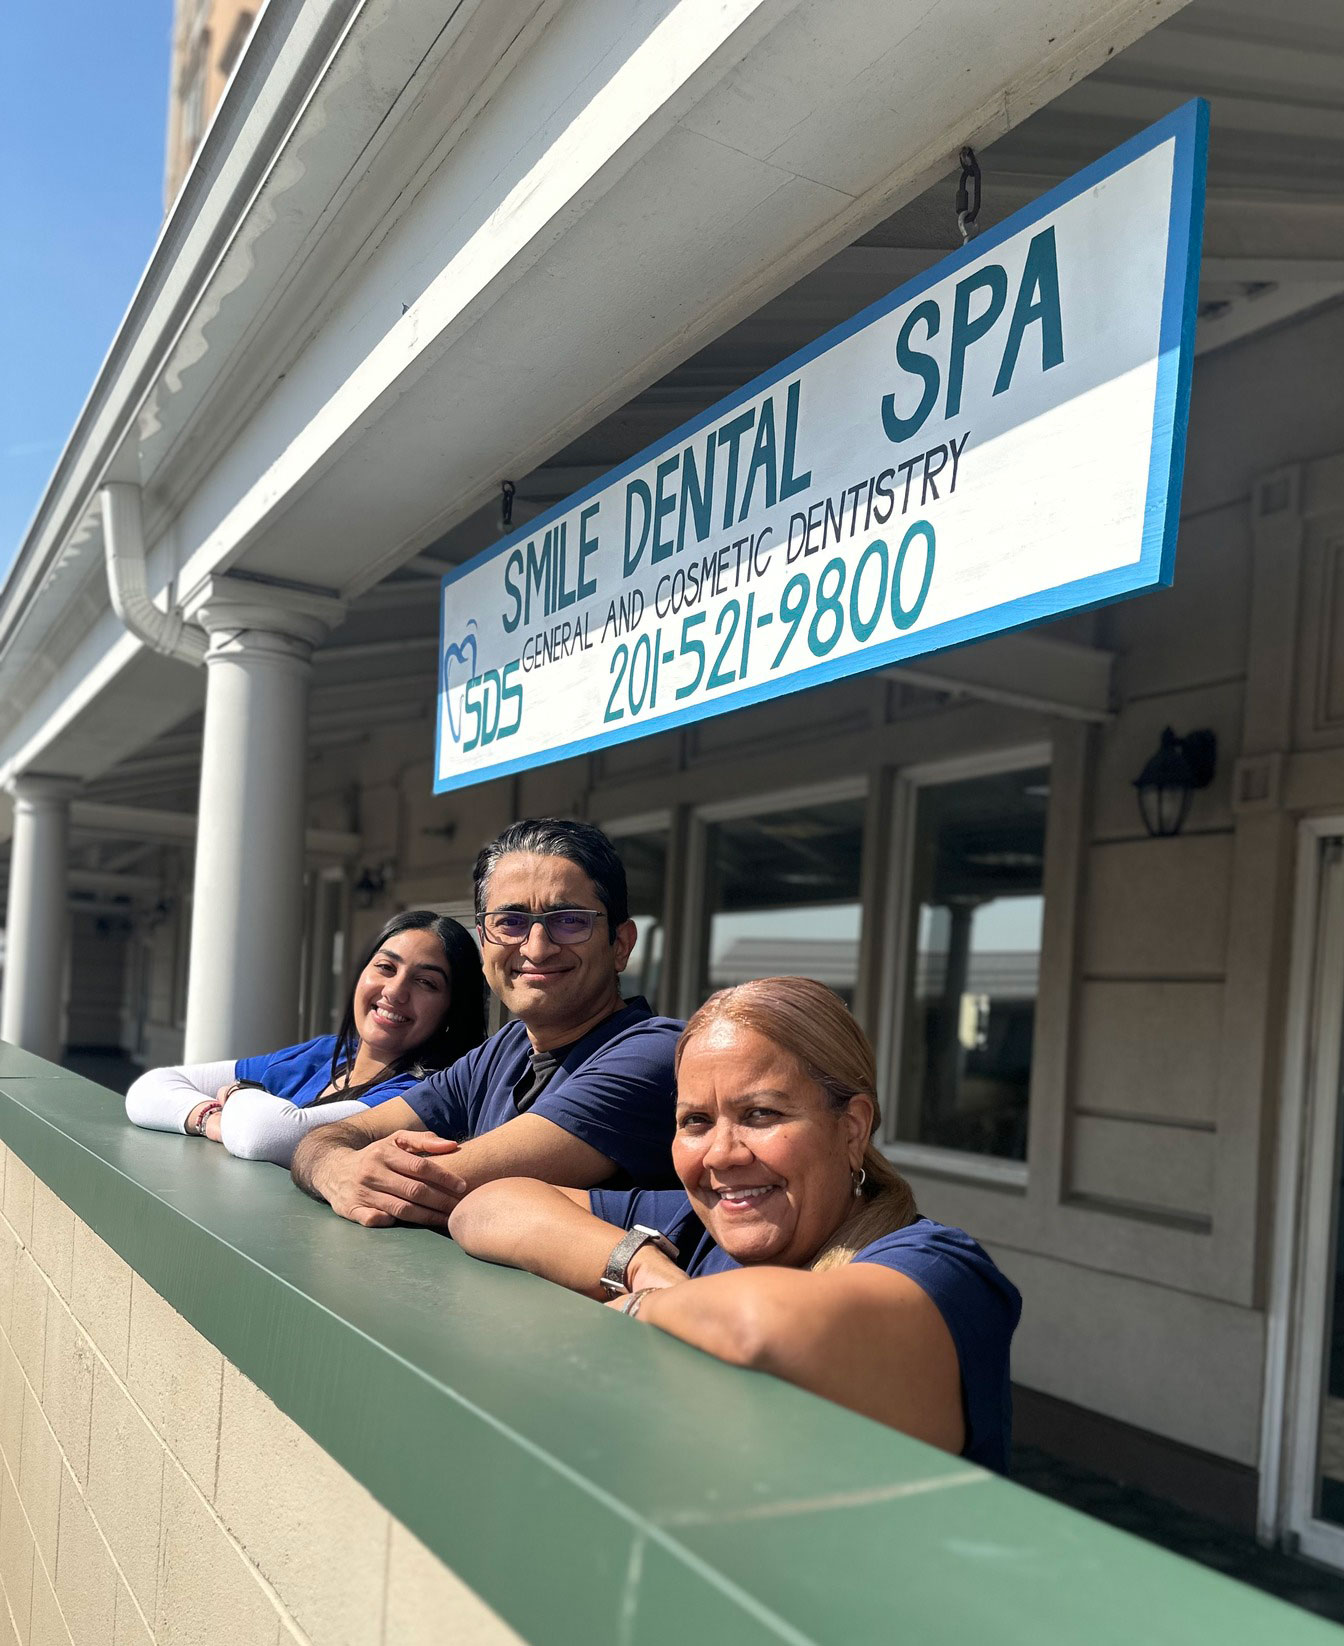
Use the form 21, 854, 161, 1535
99, 483, 207, 666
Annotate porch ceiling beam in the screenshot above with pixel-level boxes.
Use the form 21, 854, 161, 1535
884, 631, 1114, 723
833, 244, 1344, 287
315, 636, 439, 666
69, 869, 161, 898
70, 802, 360, 861
168, 0, 1194, 605
0, 0, 1193, 786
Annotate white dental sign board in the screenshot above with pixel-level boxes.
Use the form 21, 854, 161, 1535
435, 102, 1207, 794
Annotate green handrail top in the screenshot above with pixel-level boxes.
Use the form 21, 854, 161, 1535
0, 1046, 1337, 1646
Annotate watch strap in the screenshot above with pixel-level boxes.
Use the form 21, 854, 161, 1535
599, 1224, 679, 1296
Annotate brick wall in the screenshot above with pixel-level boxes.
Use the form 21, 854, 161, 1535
0, 1141, 519, 1646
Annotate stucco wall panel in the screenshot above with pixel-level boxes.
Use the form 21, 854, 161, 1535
1068, 1115, 1214, 1221
1090, 679, 1244, 843
1004, 1246, 1264, 1466
1106, 501, 1251, 701
1081, 834, 1234, 979
1181, 300, 1344, 518
1074, 980, 1222, 1127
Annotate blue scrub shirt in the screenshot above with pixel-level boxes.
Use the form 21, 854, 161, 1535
404, 996, 682, 1187
235, 1035, 425, 1107
590, 1186, 1022, 1473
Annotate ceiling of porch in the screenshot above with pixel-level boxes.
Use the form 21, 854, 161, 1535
73, 0, 1344, 839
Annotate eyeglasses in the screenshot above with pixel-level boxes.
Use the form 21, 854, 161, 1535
478, 908, 603, 946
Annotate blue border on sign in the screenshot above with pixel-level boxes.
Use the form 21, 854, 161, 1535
434, 100, 1209, 794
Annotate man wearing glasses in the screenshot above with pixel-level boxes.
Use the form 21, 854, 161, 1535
291, 818, 681, 1227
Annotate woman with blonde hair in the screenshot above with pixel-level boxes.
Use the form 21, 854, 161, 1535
449, 977, 1021, 1470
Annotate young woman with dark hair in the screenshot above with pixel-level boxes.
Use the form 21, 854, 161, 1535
126, 910, 486, 1166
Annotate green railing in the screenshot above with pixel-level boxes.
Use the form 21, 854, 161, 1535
1, 1040, 1339, 1646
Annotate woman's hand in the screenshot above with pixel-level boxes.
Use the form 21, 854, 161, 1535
184, 1098, 226, 1141
625, 1244, 685, 1292
191, 1079, 253, 1142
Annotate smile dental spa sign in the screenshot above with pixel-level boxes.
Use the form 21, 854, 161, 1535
434, 102, 1207, 793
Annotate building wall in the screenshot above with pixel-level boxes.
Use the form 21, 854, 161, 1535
103, 293, 1344, 1476
299, 297, 1344, 1477
0, 1139, 518, 1646
163, 0, 256, 208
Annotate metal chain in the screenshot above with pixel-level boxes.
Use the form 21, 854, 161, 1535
956, 146, 982, 243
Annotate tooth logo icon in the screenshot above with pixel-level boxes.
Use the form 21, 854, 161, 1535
441, 622, 478, 744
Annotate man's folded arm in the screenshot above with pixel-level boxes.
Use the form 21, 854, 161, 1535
291, 1096, 617, 1228
436, 1113, 615, 1191
290, 1097, 430, 1211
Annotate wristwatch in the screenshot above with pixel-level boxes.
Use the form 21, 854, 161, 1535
599, 1224, 680, 1296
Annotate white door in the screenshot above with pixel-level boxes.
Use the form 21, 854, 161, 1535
1272, 834, 1344, 1564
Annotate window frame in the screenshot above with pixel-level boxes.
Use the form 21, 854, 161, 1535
600, 808, 677, 1016
677, 777, 870, 1020
875, 741, 1052, 1190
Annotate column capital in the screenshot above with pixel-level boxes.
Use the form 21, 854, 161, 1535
181, 575, 346, 655
5, 772, 80, 807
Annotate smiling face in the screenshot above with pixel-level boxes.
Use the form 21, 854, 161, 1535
673, 1021, 873, 1267
478, 851, 636, 1047
353, 927, 454, 1064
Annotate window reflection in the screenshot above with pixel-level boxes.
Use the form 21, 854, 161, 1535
896, 766, 1049, 1161
610, 830, 668, 1006
699, 798, 865, 1006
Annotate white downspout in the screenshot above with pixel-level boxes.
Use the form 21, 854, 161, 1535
99, 481, 207, 666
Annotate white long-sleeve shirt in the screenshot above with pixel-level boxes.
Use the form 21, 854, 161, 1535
124, 1061, 367, 1167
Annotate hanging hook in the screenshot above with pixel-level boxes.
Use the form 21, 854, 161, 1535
955, 146, 982, 244
500, 479, 516, 532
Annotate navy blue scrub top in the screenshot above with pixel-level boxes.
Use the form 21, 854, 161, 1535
590, 1187, 1022, 1473
404, 997, 682, 1187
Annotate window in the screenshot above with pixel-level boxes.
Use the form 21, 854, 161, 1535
893, 764, 1049, 1163
181, 62, 207, 154
695, 792, 866, 1008
605, 825, 668, 1007
217, 10, 256, 79
302, 869, 350, 1038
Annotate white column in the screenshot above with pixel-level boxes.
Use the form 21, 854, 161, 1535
1, 775, 77, 1060
181, 578, 344, 1061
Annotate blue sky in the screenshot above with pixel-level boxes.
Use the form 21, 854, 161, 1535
1, 2, 174, 570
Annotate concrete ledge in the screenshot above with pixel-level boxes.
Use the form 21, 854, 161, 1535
0, 1047, 1338, 1645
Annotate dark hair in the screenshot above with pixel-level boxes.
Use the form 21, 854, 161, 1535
472, 818, 630, 936
324, 909, 487, 1101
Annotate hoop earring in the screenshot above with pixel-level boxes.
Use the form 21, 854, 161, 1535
851, 1166, 867, 1199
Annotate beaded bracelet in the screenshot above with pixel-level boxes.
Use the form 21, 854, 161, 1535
191, 1101, 224, 1136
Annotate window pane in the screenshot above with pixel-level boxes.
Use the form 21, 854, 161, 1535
610, 830, 668, 1004
896, 766, 1049, 1161
700, 798, 865, 1006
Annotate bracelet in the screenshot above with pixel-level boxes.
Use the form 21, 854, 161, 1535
191, 1102, 224, 1136
618, 1288, 654, 1319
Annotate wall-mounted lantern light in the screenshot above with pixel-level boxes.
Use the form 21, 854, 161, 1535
1132, 727, 1217, 838
353, 861, 395, 909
